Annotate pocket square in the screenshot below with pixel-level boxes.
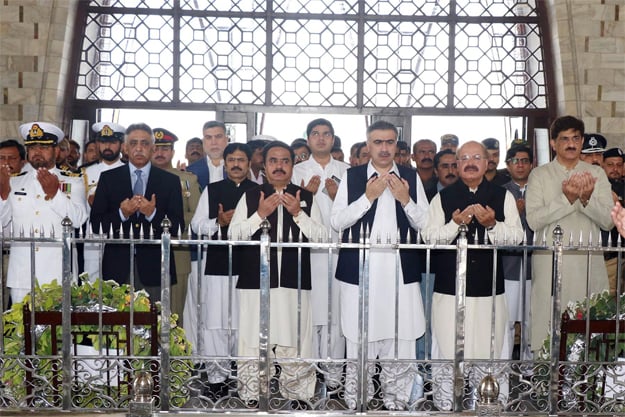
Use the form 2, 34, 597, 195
300, 201, 307, 207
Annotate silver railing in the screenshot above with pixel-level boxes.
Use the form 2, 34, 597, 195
0, 217, 624, 414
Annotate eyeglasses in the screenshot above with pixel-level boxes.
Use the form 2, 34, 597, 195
438, 163, 458, 169
294, 152, 309, 161
557, 135, 582, 143
310, 131, 333, 138
507, 157, 531, 165
459, 154, 484, 162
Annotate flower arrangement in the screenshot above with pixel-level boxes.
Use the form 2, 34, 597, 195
539, 290, 625, 360
2, 275, 192, 405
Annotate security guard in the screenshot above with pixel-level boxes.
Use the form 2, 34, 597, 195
151, 127, 201, 324
0, 122, 88, 303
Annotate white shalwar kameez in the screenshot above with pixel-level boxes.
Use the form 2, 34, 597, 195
229, 190, 324, 402
330, 161, 429, 410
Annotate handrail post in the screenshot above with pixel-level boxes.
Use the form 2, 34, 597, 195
549, 224, 564, 415
61, 217, 73, 410
453, 223, 468, 412
159, 217, 172, 411
258, 219, 271, 411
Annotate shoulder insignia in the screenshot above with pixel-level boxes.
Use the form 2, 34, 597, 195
10, 171, 28, 177
59, 170, 83, 178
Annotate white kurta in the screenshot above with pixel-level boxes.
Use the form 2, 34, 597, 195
526, 159, 613, 349
229, 189, 324, 350
330, 162, 429, 342
291, 157, 349, 326
0, 168, 89, 291
422, 187, 523, 359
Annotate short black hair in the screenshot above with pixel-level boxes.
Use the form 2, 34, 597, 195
290, 138, 310, 153
263, 141, 295, 163
550, 115, 584, 140
306, 118, 334, 138
202, 120, 226, 132
355, 141, 368, 158
506, 145, 533, 163
433, 149, 456, 168
223, 142, 252, 160
186, 137, 202, 149
396, 141, 409, 152
247, 139, 270, 152
0, 139, 26, 160
367, 120, 398, 137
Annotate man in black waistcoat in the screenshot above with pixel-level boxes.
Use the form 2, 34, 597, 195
184, 142, 257, 398
331, 121, 430, 411
423, 141, 523, 410
229, 141, 325, 404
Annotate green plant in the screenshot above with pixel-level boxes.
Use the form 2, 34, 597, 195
2, 275, 192, 406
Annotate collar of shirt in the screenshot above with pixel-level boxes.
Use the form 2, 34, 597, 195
366, 160, 399, 178
129, 161, 151, 180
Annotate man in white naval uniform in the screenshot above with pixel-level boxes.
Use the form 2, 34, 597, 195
331, 120, 429, 411
291, 118, 349, 394
422, 140, 523, 410
82, 122, 126, 280
230, 141, 325, 405
0, 122, 88, 303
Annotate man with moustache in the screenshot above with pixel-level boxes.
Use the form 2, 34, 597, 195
482, 138, 510, 185
579, 133, 607, 166
601, 147, 625, 294
181, 137, 205, 170
332, 121, 429, 410
82, 122, 127, 280
423, 141, 523, 410
526, 116, 613, 355
412, 139, 437, 201
433, 149, 459, 191
0, 122, 89, 303
292, 118, 349, 396
187, 121, 229, 190
229, 141, 324, 405
90, 123, 184, 302
501, 145, 534, 360
151, 128, 201, 323
185, 143, 257, 399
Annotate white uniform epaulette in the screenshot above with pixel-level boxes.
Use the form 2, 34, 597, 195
59, 170, 83, 178
10, 171, 28, 177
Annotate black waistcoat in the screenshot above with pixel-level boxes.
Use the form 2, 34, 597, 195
204, 178, 257, 276
236, 182, 314, 290
433, 179, 507, 297
335, 164, 422, 285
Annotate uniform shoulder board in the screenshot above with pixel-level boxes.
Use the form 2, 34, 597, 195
78, 160, 99, 170
10, 171, 28, 177
59, 170, 83, 178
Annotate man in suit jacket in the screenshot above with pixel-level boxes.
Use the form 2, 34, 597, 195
186, 120, 229, 190
90, 123, 184, 302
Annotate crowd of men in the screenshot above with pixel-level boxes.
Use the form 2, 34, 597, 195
0, 115, 623, 410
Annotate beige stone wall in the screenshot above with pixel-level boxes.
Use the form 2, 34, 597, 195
0, 0, 78, 139
549, 0, 625, 147
0, 0, 623, 147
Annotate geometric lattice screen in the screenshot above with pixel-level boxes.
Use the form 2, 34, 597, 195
75, 0, 547, 111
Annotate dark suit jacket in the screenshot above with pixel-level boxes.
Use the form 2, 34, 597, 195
187, 157, 227, 190
90, 164, 185, 287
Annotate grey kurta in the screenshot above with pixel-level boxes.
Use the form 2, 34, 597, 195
526, 159, 613, 349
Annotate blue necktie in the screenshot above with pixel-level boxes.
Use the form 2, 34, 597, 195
133, 169, 143, 196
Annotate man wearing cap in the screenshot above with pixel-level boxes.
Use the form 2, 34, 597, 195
602, 147, 625, 294
151, 127, 201, 323
439, 134, 459, 153
482, 138, 511, 186
90, 123, 185, 302
526, 116, 613, 354
0, 122, 89, 303
580, 133, 607, 166
81, 122, 127, 281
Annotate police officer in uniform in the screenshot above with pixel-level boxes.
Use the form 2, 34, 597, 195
0, 122, 88, 303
